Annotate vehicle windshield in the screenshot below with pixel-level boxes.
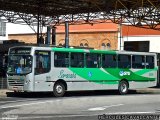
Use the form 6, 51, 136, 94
7, 55, 32, 75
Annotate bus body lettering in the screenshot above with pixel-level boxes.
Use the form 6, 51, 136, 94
58, 70, 76, 79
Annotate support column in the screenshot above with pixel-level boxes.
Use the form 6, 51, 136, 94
65, 21, 69, 48
46, 26, 51, 44
120, 23, 122, 50
37, 13, 40, 44
52, 27, 56, 45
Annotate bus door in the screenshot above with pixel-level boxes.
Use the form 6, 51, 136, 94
34, 50, 51, 91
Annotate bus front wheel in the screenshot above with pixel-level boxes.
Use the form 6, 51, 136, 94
118, 81, 129, 95
53, 82, 65, 97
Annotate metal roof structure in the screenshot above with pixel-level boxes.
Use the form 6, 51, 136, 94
0, 0, 112, 16
0, 0, 160, 30
0, 0, 159, 16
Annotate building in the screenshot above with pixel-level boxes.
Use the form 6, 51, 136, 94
122, 25, 160, 53
1, 21, 160, 52
55, 23, 118, 50
8, 22, 119, 50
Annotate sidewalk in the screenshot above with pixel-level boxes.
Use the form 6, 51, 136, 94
0, 89, 12, 97
0, 88, 160, 97
136, 87, 160, 94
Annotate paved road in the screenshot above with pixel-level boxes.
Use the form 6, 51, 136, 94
0, 91, 160, 120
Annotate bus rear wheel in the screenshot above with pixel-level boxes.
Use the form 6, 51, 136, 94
53, 82, 65, 97
118, 81, 129, 95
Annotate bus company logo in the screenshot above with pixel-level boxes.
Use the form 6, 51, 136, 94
58, 70, 76, 79
88, 72, 92, 77
119, 71, 131, 76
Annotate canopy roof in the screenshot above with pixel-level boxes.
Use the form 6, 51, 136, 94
0, 0, 159, 16
0, 0, 160, 29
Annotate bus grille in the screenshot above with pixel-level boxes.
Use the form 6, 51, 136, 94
8, 79, 24, 87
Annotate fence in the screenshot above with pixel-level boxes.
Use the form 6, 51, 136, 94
0, 77, 7, 89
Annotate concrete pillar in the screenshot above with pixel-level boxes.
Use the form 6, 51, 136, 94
46, 26, 51, 44
52, 27, 56, 46
65, 21, 69, 48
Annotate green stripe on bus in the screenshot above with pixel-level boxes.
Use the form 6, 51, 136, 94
52, 48, 85, 52
104, 68, 155, 81
69, 68, 119, 80
134, 69, 157, 76
52, 47, 117, 54
69, 68, 155, 85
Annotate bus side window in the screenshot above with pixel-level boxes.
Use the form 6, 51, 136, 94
132, 55, 145, 69
118, 54, 131, 68
54, 52, 69, 67
102, 54, 117, 68
146, 56, 154, 69
70, 53, 84, 68
86, 53, 100, 68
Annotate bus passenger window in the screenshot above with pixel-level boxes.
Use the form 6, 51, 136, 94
102, 54, 117, 68
54, 52, 69, 67
146, 56, 154, 69
35, 51, 51, 75
118, 55, 131, 68
132, 55, 145, 69
86, 54, 100, 68
70, 53, 84, 68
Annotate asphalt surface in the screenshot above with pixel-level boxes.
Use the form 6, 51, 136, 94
1, 87, 160, 97
0, 90, 160, 120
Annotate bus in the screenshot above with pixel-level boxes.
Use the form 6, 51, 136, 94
7, 46, 158, 97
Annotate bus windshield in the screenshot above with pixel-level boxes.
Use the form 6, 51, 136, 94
7, 55, 32, 75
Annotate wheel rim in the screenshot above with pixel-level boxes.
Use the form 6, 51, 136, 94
121, 83, 127, 93
56, 85, 63, 94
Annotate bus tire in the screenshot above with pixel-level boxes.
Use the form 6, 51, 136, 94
53, 82, 65, 97
118, 80, 129, 95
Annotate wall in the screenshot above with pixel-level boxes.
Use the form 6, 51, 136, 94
56, 32, 118, 50
123, 36, 160, 52
8, 31, 118, 50
8, 33, 37, 44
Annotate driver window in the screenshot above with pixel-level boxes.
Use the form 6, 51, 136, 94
35, 50, 51, 75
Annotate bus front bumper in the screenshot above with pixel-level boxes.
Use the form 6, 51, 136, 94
8, 86, 24, 92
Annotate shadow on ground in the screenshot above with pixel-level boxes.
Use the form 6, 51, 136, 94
6, 89, 140, 98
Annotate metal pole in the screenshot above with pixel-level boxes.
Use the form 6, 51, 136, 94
37, 8, 40, 44
65, 21, 69, 48
52, 27, 56, 46
46, 26, 51, 45
120, 23, 122, 50
119, 15, 123, 50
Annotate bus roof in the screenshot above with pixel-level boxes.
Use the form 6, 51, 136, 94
51, 47, 120, 55
9, 45, 157, 56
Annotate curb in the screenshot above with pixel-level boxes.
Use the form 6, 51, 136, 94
136, 88, 160, 94
0, 88, 160, 98
0, 89, 12, 97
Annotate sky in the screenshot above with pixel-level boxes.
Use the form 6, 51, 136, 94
7, 23, 47, 34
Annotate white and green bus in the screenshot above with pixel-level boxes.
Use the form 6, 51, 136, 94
7, 46, 158, 97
